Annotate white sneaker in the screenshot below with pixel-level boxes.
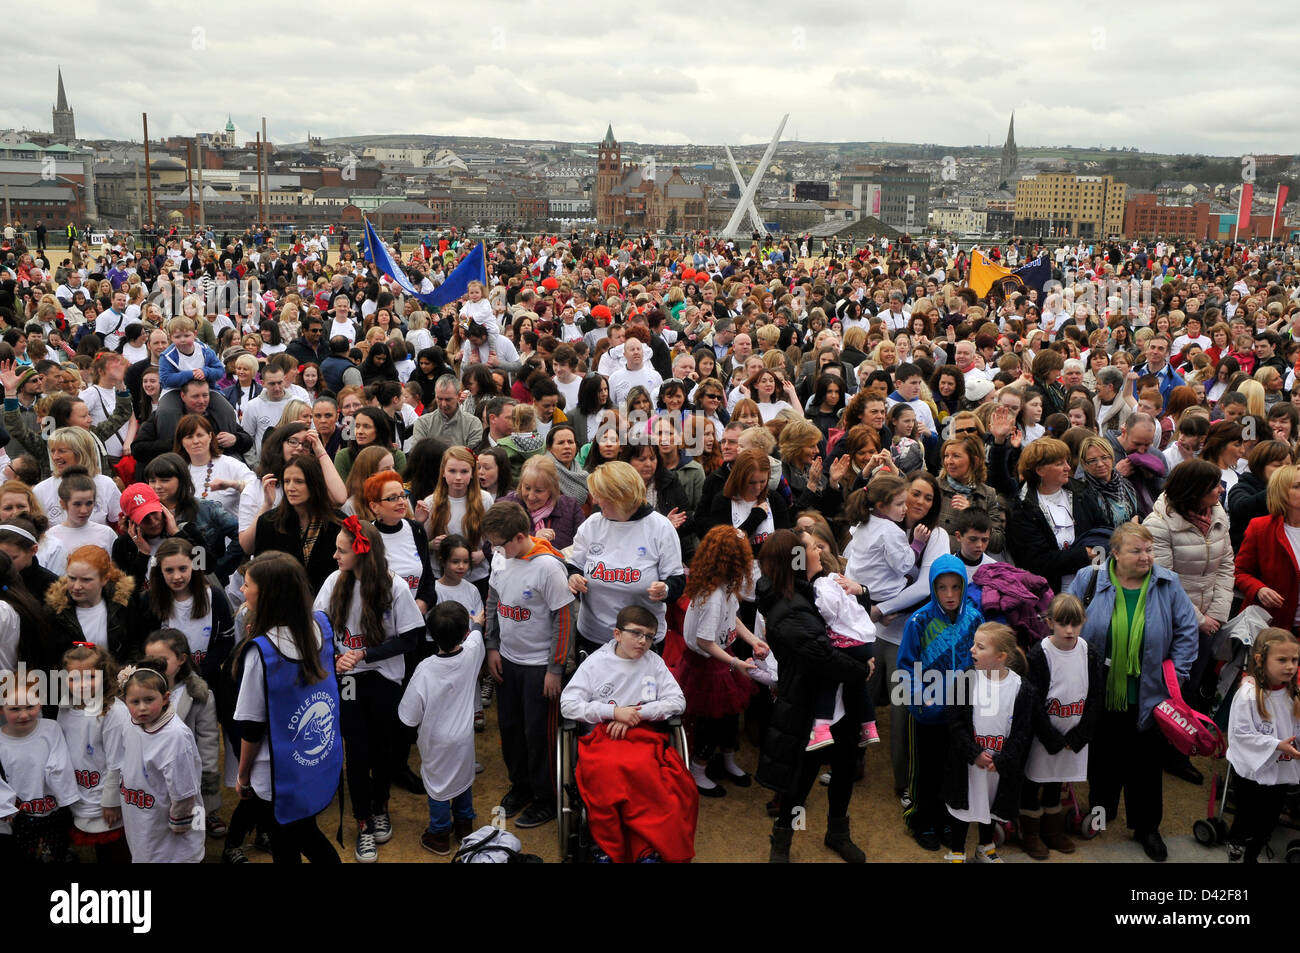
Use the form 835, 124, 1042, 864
943, 851, 965, 863
355, 825, 378, 863
974, 843, 1003, 863
372, 812, 393, 845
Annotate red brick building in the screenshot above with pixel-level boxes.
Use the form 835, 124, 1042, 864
1123, 193, 1210, 240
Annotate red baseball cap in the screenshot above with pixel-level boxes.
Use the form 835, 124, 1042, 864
120, 484, 166, 524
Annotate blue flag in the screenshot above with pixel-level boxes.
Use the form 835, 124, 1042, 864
1013, 256, 1052, 295
361, 218, 486, 309
424, 240, 487, 310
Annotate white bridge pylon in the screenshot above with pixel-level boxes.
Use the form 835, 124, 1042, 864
719, 114, 788, 239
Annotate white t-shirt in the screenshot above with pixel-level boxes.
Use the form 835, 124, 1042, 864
1025, 639, 1089, 783
0, 719, 81, 822
555, 374, 582, 413
0, 602, 19, 672
683, 585, 743, 656
1228, 682, 1300, 786
609, 365, 663, 407
1037, 488, 1076, 549
947, 669, 1021, 825
35, 473, 122, 527
377, 519, 424, 595
241, 394, 293, 456
329, 318, 357, 343
432, 490, 493, 583
559, 640, 687, 724
163, 596, 215, 669
191, 455, 254, 519
74, 600, 109, 649
58, 702, 131, 830
488, 548, 574, 667
397, 632, 485, 801
79, 384, 129, 457
48, 520, 120, 555
434, 577, 486, 642
233, 624, 322, 800
569, 510, 683, 645
112, 713, 205, 863
757, 400, 792, 423
314, 571, 424, 684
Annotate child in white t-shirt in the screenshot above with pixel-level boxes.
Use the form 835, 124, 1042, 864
0, 672, 80, 862
398, 602, 485, 856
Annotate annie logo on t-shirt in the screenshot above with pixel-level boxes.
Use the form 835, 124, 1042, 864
974, 734, 1006, 752
18, 795, 57, 814
1045, 698, 1085, 718
589, 562, 642, 583
119, 786, 156, 809
497, 603, 531, 622
340, 628, 366, 650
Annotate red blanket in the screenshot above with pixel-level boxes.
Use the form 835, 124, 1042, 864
576, 724, 698, 863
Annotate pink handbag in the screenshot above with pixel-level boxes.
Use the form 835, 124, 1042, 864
1152, 659, 1225, 758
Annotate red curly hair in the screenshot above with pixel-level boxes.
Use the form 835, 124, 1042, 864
684, 526, 754, 605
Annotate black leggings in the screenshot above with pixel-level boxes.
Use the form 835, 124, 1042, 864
812, 643, 875, 723
1229, 775, 1288, 862
777, 714, 859, 826
1021, 781, 1064, 812
694, 714, 740, 762
947, 820, 997, 853
341, 670, 402, 820
253, 797, 340, 864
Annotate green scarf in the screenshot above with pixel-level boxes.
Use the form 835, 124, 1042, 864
1106, 561, 1150, 711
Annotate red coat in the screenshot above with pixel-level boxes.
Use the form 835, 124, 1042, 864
1234, 514, 1300, 630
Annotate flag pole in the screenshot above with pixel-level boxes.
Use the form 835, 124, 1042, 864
1270, 184, 1280, 244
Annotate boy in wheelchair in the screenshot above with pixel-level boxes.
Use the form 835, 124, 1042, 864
559, 606, 697, 862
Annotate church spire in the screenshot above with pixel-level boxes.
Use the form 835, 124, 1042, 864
56, 67, 69, 111
998, 111, 1018, 190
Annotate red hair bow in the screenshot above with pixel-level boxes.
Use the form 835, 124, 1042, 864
342, 515, 371, 554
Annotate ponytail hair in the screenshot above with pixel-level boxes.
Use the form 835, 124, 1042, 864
121, 656, 171, 698
977, 622, 1027, 676
1249, 628, 1300, 722
144, 627, 208, 703
329, 518, 392, 648
63, 642, 119, 714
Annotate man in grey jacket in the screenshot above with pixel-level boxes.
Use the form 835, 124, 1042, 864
412, 375, 483, 448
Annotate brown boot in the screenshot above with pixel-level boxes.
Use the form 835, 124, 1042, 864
1018, 812, 1049, 860
1041, 809, 1076, 854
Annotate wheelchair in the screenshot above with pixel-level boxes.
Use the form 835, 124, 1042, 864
556, 715, 690, 863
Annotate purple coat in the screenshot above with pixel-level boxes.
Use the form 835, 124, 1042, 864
502, 491, 586, 551
972, 562, 1053, 644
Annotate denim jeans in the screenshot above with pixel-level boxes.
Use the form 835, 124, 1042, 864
427, 790, 475, 834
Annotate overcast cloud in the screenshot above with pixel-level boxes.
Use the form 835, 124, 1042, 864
3, 0, 1297, 154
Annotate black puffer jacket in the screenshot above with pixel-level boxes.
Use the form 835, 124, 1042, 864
754, 575, 871, 794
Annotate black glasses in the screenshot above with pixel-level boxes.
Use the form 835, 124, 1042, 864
953, 427, 978, 435
379, 492, 408, 504
616, 627, 655, 644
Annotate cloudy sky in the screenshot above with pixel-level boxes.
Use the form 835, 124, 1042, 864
4, 0, 1297, 155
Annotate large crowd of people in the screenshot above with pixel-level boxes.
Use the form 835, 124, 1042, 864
1, 222, 1299, 864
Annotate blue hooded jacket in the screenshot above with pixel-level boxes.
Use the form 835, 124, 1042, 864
895, 553, 984, 725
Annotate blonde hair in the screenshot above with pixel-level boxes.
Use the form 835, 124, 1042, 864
587, 460, 646, 515
976, 622, 1027, 675
277, 399, 313, 428
518, 454, 560, 501
49, 427, 101, 477
1238, 379, 1267, 418
1249, 628, 1300, 721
